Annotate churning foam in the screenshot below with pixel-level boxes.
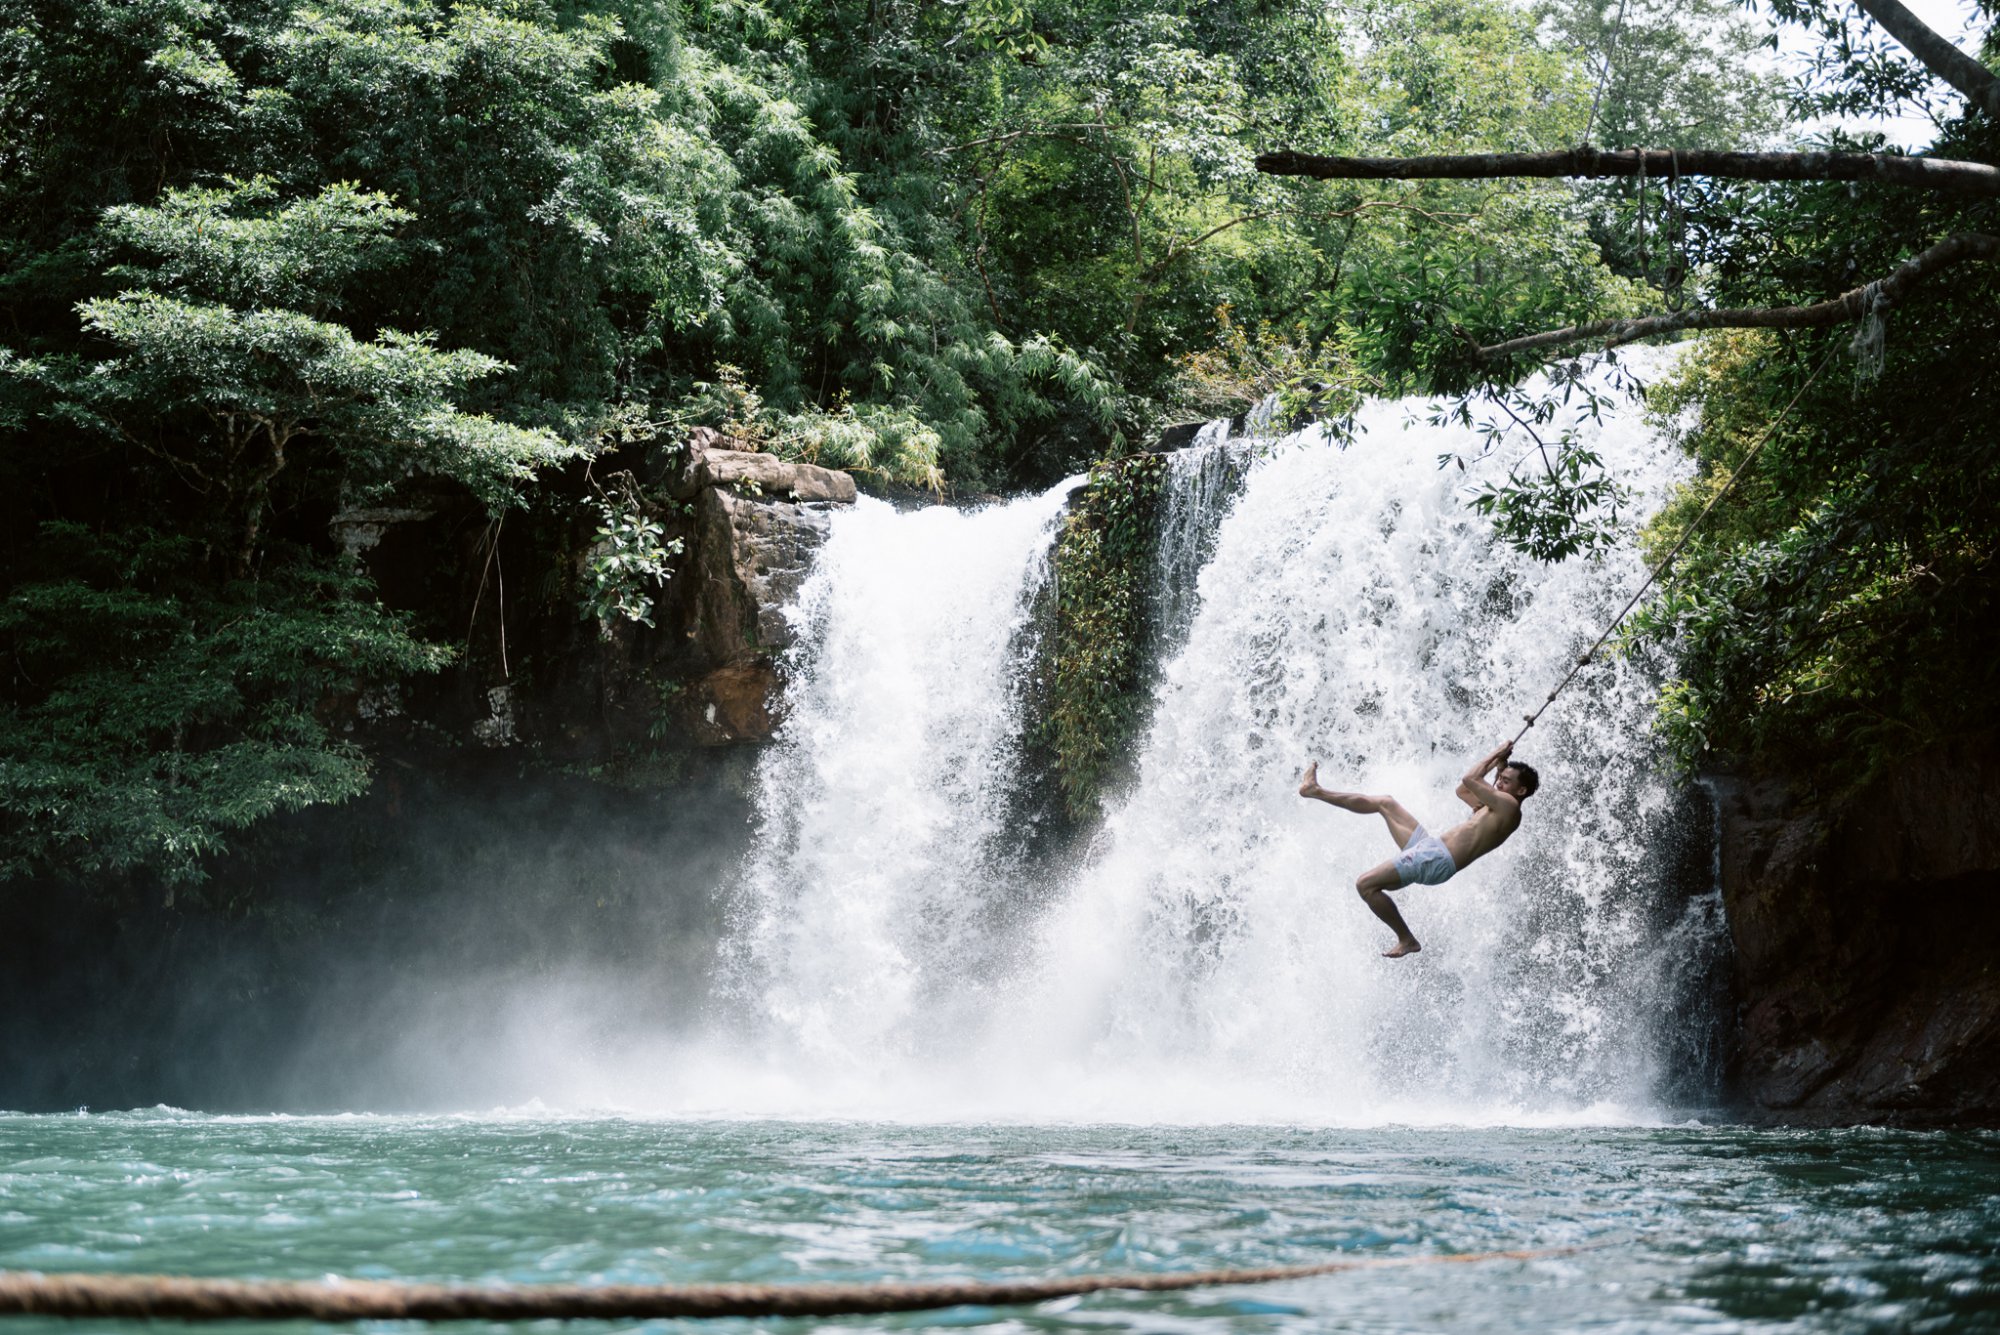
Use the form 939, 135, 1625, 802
677, 358, 1719, 1125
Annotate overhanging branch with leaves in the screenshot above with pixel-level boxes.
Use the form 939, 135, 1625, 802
1847, 0, 2000, 118
1467, 232, 2000, 361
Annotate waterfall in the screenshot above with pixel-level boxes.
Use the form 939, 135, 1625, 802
1152, 420, 1251, 648
719, 479, 1081, 1070
703, 362, 1720, 1124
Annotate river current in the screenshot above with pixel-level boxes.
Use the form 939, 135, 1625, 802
4, 1111, 1998, 1333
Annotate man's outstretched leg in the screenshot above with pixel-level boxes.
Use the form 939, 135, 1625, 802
1299, 762, 1424, 958
1299, 762, 1419, 849
1355, 861, 1421, 958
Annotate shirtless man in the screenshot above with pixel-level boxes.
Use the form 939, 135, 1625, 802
1298, 742, 1540, 958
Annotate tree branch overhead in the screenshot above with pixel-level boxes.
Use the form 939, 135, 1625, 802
1847, 0, 2000, 119
1469, 233, 2000, 362
1255, 148, 2000, 195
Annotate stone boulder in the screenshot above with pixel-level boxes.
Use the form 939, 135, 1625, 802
701, 449, 856, 503
689, 486, 832, 667
661, 426, 856, 503
329, 505, 435, 557
674, 474, 855, 745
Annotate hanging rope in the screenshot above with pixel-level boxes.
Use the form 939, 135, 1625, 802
1636, 150, 1647, 282
1665, 151, 1685, 310
1508, 343, 1838, 747
1580, 0, 1630, 146
0, 1249, 1574, 1322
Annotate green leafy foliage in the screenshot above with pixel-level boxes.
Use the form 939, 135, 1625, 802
1365, 0, 1995, 790
0, 525, 451, 891
683, 365, 950, 491
1535, 0, 1785, 301
1044, 452, 1168, 822
1172, 306, 1374, 433
581, 487, 681, 630
1538, 0, 1785, 150
0, 16, 602, 885
1630, 305, 2000, 784
1586, 0, 2000, 786
1761, 0, 1954, 123
100, 178, 410, 314
1435, 357, 1637, 560
0, 0, 1823, 883
1469, 443, 1625, 562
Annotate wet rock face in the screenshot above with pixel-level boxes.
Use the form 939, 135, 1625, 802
678, 486, 838, 745
689, 486, 831, 665
684, 662, 779, 747
667, 431, 856, 746
1716, 738, 2000, 1126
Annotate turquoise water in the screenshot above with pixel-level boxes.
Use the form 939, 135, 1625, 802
4, 1113, 1998, 1332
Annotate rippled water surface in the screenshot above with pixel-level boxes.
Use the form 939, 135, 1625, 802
3, 1112, 1998, 1333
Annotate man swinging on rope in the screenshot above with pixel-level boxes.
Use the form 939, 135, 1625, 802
1298, 742, 1540, 958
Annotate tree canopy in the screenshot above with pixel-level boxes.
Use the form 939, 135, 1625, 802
0, 0, 1991, 885
1620, 3, 1999, 786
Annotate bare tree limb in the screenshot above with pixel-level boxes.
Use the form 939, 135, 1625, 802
1255, 148, 2000, 196
1848, 0, 2000, 119
1469, 232, 1999, 362
121, 424, 214, 494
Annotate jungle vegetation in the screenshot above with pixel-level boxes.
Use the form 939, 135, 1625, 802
0, 0, 1992, 887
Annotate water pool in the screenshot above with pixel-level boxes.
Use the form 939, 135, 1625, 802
4, 1112, 1996, 1333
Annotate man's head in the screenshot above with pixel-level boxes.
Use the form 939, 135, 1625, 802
1497, 761, 1540, 800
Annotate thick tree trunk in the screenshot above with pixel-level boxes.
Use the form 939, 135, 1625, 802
1848, 0, 2000, 119
1470, 232, 1999, 362
1255, 148, 2000, 196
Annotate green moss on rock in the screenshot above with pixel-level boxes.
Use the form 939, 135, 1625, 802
1044, 453, 1169, 823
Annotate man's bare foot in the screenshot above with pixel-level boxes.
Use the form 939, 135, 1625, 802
1382, 939, 1422, 959
1299, 760, 1320, 799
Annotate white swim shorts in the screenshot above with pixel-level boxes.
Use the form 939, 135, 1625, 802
1394, 825, 1458, 887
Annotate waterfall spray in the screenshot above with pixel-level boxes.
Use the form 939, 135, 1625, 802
702, 358, 1722, 1124
721, 479, 1081, 1070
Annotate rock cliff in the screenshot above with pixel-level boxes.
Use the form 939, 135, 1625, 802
1715, 736, 2000, 1125
335, 427, 857, 760
669, 432, 855, 745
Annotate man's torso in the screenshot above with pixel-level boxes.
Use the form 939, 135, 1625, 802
1437, 805, 1521, 869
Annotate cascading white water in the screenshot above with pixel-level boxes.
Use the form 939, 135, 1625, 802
704, 359, 1720, 1124
719, 479, 1081, 1071
1152, 419, 1247, 647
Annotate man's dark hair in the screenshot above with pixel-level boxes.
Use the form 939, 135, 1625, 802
1504, 761, 1541, 798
